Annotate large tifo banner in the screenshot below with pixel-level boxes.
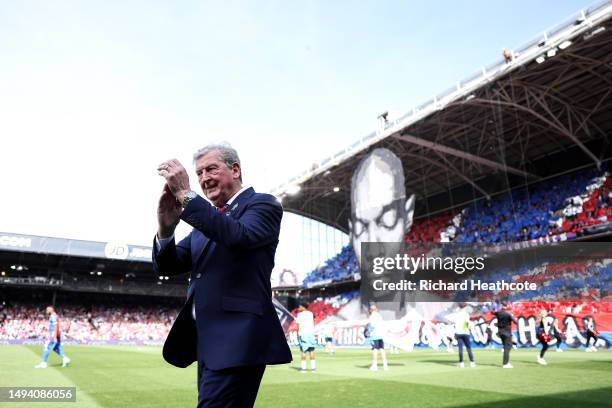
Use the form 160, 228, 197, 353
287, 302, 611, 350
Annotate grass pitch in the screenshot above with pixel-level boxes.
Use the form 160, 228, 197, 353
1, 345, 611, 407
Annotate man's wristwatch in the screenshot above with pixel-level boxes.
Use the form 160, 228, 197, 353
182, 191, 198, 209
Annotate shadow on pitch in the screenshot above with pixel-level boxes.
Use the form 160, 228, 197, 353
417, 359, 499, 368
448, 386, 612, 408
287, 367, 317, 372
354, 363, 406, 369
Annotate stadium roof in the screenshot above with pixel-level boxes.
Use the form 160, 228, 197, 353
273, 1, 612, 233
0, 232, 188, 298
0, 232, 151, 262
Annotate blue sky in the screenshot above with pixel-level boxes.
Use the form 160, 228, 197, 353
0, 0, 595, 259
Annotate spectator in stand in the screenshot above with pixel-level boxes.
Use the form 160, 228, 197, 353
502, 48, 513, 63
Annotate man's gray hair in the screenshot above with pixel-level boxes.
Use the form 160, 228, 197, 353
193, 142, 242, 181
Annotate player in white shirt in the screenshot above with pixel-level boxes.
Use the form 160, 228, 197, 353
445, 303, 475, 368
296, 305, 317, 372
322, 323, 335, 355
367, 305, 388, 371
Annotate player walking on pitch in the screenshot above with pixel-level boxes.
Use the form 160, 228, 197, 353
368, 305, 389, 371
536, 310, 551, 365
35, 306, 70, 368
296, 305, 317, 372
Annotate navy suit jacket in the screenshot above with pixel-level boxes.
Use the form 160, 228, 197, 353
152, 187, 292, 370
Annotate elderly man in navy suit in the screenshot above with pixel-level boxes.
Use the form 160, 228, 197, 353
155, 143, 291, 407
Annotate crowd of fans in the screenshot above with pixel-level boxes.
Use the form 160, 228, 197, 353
455, 169, 602, 244
553, 174, 612, 236
468, 259, 612, 303
0, 303, 178, 344
0, 290, 362, 344
302, 245, 359, 287
303, 168, 611, 286
405, 211, 457, 243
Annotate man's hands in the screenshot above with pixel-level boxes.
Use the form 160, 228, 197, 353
157, 184, 182, 238
157, 159, 191, 203
157, 159, 192, 239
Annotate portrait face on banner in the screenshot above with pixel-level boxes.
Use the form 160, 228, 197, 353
350, 148, 415, 313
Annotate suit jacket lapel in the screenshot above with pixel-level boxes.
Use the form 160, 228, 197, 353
226, 187, 254, 219
193, 187, 255, 266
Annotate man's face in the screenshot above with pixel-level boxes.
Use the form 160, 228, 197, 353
45, 307, 53, 315
351, 157, 406, 265
195, 151, 241, 207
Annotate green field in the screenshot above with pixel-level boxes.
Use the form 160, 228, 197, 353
1, 345, 611, 407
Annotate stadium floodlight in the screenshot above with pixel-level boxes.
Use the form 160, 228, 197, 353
559, 40, 572, 50
333, 187, 340, 192
465, 94, 475, 101
547, 48, 557, 57
536, 55, 546, 64
10, 265, 16, 270
164, 276, 169, 280
1, 271, 5, 276
96, 271, 102, 276
158, 276, 164, 280
287, 184, 301, 195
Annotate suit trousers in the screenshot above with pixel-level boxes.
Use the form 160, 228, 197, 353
197, 361, 266, 408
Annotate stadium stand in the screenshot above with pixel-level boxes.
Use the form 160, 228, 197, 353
469, 259, 611, 303
405, 211, 458, 243
0, 303, 177, 344
454, 168, 603, 244
302, 168, 611, 287
555, 174, 612, 236
302, 245, 359, 287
